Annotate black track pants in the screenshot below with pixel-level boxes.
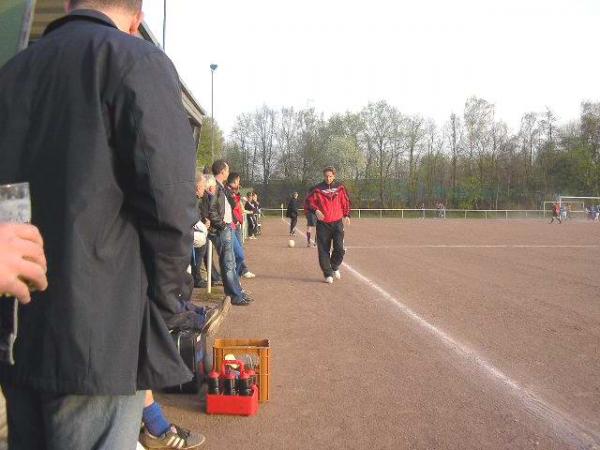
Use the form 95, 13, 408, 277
316, 219, 345, 277
289, 216, 298, 234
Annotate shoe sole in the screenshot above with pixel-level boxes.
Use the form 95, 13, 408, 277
139, 433, 206, 449
202, 296, 231, 337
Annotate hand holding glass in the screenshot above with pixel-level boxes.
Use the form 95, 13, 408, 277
0, 182, 47, 365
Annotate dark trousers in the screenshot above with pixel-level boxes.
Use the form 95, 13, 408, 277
1, 384, 145, 450
191, 244, 221, 284
246, 216, 256, 236
316, 220, 345, 277
289, 216, 298, 234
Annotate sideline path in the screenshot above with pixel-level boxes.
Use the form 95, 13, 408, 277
158, 218, 597, 449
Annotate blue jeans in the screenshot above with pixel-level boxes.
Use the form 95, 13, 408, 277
232, 226, 248, 276
211, 227, 244, 302
1, 384, 145, 450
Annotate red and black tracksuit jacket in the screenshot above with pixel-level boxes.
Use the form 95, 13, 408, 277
305, 181, 351, 223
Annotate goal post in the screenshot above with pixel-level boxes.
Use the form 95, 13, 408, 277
559, 196, 600, 209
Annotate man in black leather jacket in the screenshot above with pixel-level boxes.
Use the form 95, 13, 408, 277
208, 160, 252, 305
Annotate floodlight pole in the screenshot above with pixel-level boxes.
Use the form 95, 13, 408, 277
210, 64, 218, 163
162, 0, 167, 51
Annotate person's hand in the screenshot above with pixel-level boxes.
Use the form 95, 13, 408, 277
0, 223, 48, 304
344, 216, 351, 225
315, 210, 325, 221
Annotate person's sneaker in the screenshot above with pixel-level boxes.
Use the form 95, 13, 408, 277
231, 296, 251, 306
312, 241, 317, 247
201, 297, 231, 337
324, 276, 334, 284
212, 280, 223, 286
333, 270, 341, 280
242, 271, 256, 279
194, 280, 207, 289
242, 294, 255, 303
139, 424, 206, 449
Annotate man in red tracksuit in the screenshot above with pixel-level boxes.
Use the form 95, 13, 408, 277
305, 166, 351, 283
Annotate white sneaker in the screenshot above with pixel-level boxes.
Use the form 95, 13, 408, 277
324, 276, 334, 284
333, 270, 341, 280
242, 271, 256, 279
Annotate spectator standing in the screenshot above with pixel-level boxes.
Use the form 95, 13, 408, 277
305, 167, 351, 284
245, 191, 257, 239
286, 192, 300, 236
0, 0, 200, 448
227, 173, 255, 279
203, 176, 223, 286
208, 161, 253, 305
191, 172, 215, 288
251, 193, 262, 236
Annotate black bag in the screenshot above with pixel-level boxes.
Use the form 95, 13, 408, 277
164, 329, 205, 394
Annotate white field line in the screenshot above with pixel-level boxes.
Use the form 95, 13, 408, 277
345, 244, 600, 249
283, 219, 600, 448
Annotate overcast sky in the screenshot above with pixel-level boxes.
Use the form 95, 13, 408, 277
143, 0, 600, 135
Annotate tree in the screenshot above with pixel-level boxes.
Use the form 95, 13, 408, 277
253, 105, 277, 186
518, 112, 539, 187
359, 101, 402, 207
445, 113, 463, 206
276, 107, 300, 180
197, 118, 224, 168
224, 98, 600, 207
403, 115, 427, 205
464, 97, 495, 205
230, 113, 254, 182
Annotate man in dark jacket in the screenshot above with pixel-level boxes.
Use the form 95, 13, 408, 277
286, 192, 300, 235
0, 0, 198, 447
208, 161, 253, 305
305, 167, 351, 284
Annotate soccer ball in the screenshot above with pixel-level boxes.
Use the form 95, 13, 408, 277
288, 239, 295, 248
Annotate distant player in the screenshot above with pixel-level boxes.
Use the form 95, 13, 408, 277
305, 166, 351, 283
286, 192, 300, 235
304, 197, 318, 247
549, 202, 562, 224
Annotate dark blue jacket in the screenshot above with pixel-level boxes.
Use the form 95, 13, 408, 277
0, 10, 196, 394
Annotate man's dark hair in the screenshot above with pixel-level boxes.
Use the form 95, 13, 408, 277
227, 172, 240, 185
323, 166, 336, 175
69, 0, 142, 12
211, 159, 228, 176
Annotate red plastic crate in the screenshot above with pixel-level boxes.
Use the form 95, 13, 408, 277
206, 385, 259, 416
